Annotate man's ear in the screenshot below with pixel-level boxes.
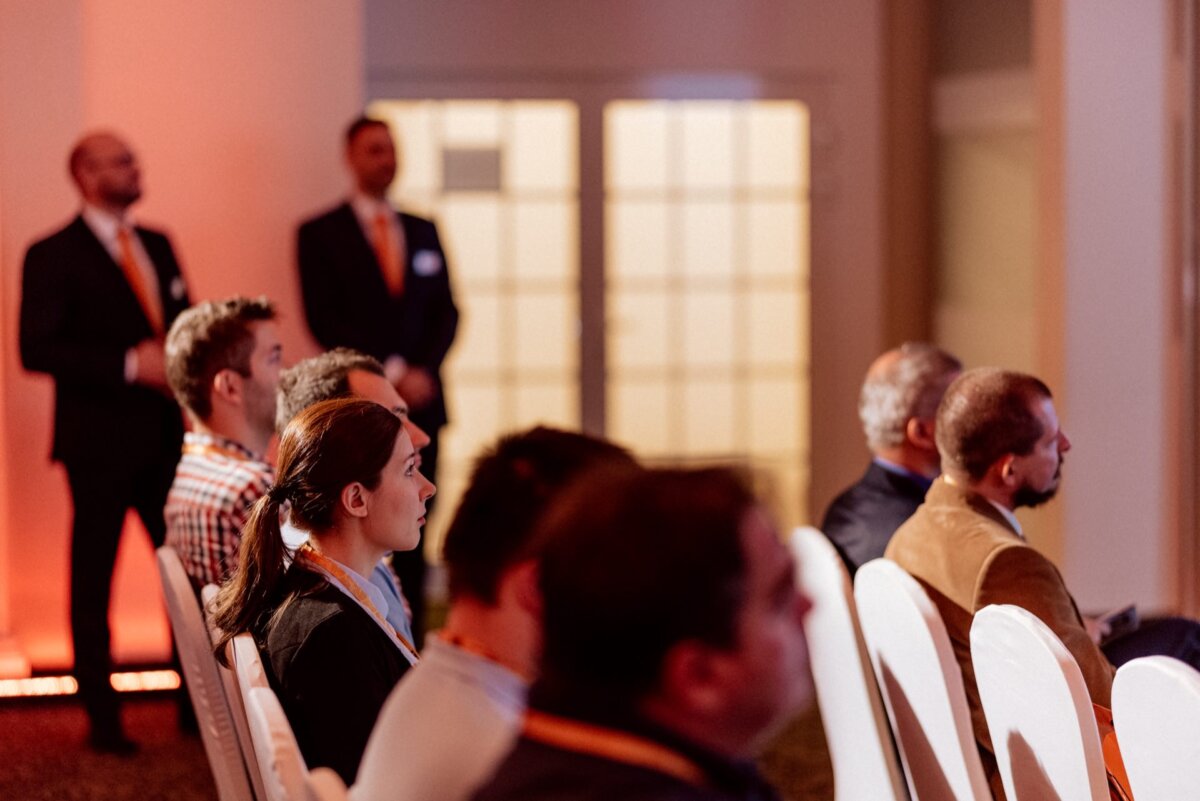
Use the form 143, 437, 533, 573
506, 559, 542, 616
658, 641, 731, 717
906, 417, 937, 450
339, 481, 370, 519
994, 454, 1018, 486
211, 368, 243, 407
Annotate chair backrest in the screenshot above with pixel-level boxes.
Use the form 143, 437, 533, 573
203, 584, 270, 801
970, 604, 1109, 801
305, 768, 348, 801
156, 547, 254, 801
854, 558, 991, 801
791, 528, 908, 801
232, 632, 272, 694
244, 685, 310, 801
1112, 655, 1200, 801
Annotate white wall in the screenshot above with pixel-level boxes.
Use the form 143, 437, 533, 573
1055, 1, 1174, 610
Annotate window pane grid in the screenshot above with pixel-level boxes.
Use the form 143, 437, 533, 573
605, 99, 810, 525
369, 99, 580, 556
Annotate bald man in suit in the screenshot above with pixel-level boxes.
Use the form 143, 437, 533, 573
20, 132, 190, 753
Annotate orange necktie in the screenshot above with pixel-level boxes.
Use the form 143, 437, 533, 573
373, 211, 405, 296
116, 227, 164, 335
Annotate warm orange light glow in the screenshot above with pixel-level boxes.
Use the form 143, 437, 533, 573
0, 670, 180, 699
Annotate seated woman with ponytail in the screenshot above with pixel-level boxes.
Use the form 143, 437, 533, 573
213, 396, 435, 784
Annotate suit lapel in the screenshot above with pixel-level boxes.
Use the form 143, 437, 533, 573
68, 216, 157, 336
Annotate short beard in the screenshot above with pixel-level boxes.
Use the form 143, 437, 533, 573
1013, 483, 1058, 509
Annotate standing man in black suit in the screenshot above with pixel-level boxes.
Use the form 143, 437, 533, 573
820, 342, 961, 576
19, 131, 191, 753
297, 116, 458, 644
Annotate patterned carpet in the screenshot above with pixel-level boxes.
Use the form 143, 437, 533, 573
0, 695, 215, 801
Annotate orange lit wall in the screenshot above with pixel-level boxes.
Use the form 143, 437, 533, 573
0, 0, 364, 671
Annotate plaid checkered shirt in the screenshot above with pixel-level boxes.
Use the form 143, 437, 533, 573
165, 431, 274, 589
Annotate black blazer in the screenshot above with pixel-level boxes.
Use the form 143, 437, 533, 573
19, 215, 190, 466
297, 203, 459, 429
820, 461, 929, 577
261, 570, 411, 785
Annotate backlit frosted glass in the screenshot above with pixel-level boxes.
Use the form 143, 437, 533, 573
439, 197, 502, 285
450, 294, 501, 373
514, 295, 575, 371
514, 384, 577, 430
443, 101, 503, 147
611, 292, 671, 369
747, 201, 803, 278
513, 201, 577, 283
747, 104, 805, 190
682, 292, 736, 368
748, 290, 801, 366
611, 382, 673, 456
682, 201, 735, 279
608, 201, 670, 282
680, 103, 735, 189
683, 380, 737, 455
509, 103, 578, 191
747, 378, 801, 455
445, 384, 503, 461
605, 103, 669, 190
371, 100, 441, 195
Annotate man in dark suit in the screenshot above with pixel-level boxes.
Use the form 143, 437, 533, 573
19, 131, 190, 753
820, 342, 961, 575
297, 116, 458, 644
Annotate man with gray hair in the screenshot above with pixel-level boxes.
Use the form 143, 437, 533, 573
820, 342, 962, 575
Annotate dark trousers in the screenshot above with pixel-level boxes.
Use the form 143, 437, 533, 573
390, 427, 439, 647
65, 447, 177, 733
1102, 616, 1200, 671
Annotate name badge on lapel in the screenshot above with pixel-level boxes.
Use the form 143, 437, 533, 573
413, 250, 443, 277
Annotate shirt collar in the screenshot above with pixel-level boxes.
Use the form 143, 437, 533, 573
350, 192, 393, 224
872, 457, 934, 490
184, 430, 264, 463
81, 203, 132, 245
942, 474, 1024, 538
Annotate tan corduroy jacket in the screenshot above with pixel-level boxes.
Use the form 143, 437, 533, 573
884, 477, 1115, 799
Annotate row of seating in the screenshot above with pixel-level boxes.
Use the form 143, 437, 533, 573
792, 526, 1200, 801
157, 546, 346, 801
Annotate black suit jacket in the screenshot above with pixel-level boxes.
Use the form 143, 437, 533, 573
261, 570, 411, 785
19, 215, 189, 466
297, 203, 458, 428
819, 461, 929, 576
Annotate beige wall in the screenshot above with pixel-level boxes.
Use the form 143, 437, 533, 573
1043, 0, 1178, 611
0, 0, 364, 669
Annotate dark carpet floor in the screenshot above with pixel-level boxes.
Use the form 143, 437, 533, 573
0, 695, 216, 801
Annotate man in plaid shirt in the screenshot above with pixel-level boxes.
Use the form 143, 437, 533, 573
164, 296, 282, 590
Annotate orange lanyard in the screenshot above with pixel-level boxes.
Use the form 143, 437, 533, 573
438, 630, 531, 682
298, 545, 420, 664
522, 710, 707, 788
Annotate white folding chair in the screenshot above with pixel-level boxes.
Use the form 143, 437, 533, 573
970, 604, 1109, 801
854, 558, 991, 801
1112, 655, 1200, 801
203, 584, 270, 801
156, 547, 254, 801
791, 528, 908, 801
232, 632, 272, 695
244, 685, 311, 801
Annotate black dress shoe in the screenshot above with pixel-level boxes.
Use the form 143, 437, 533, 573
88, 728, 139, 756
